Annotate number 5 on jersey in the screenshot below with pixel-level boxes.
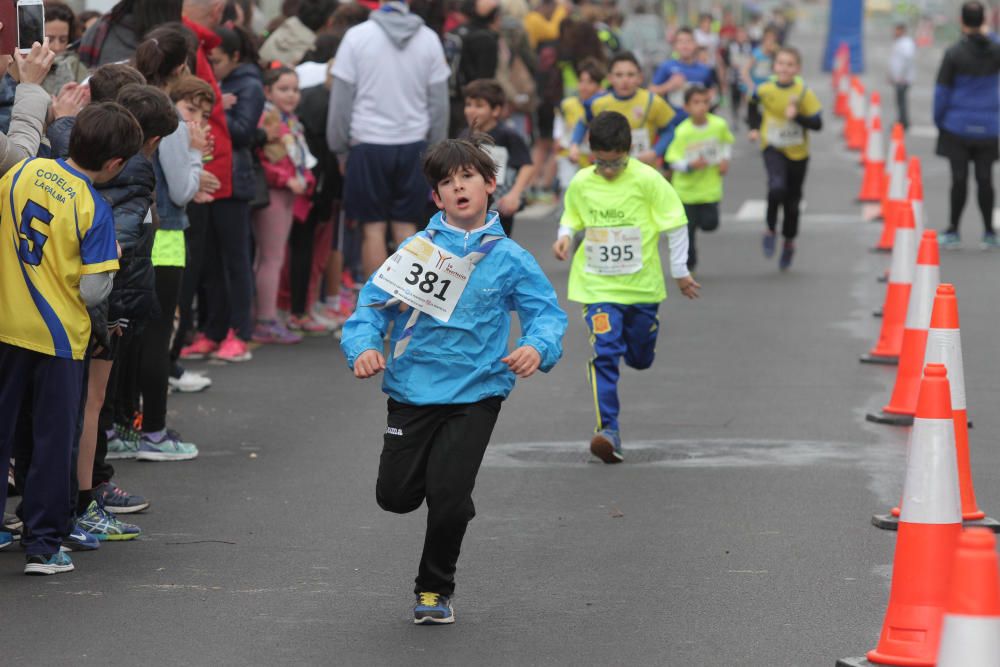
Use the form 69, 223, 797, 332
17, 200, 54, 266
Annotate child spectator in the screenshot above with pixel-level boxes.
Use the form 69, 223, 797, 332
460, 78, 534, 237
553, 111, 700, 463
341, 136, 567, 624
747, 46, 822, 270
0, 102, 142, 573
665, 85, 734, 272
570, 52, 674, 168
253, 66, 315, 344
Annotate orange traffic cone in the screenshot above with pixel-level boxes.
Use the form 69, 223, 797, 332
908, 157, 925, 238
922, 286, 999, 529
860, 198, 917, 365
833, 42, 849, 93
880, 123, 905, 221
846, 78, 867, 151
875, 141, 908, 252
839, 364, 962, 667
867, 230, 940, 416
860, 91, 882, 165
858, 115, 886, 202
835, 48, 850, 117
936, 529, 1000, 666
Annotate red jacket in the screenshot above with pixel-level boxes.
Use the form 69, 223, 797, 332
184, 17, 233, 199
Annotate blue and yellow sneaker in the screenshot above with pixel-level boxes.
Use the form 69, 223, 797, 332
77, 500, 141, 541
24, 552, 74, 575
590, 429, 623, 464
413, 592, 455, 625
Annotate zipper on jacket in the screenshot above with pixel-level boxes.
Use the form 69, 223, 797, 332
464, 231, 470, 253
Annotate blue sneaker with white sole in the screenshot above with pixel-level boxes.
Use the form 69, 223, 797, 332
95, 481, 150, 514
24, 552, 74, 575
413, 592, 455, 625
77, 500, 141, 541
762, 231, 777, 258
590, 429, 623, 464
62, 525, 100, 551
0, 530, 13, 550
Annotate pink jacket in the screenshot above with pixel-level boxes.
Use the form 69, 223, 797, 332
257, 103, 316, 220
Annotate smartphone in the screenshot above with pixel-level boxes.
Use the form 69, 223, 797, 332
16, 0, 43, 54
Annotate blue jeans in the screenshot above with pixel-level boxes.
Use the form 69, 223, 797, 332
583, 303, 660, 434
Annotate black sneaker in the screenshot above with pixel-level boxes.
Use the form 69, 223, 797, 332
413, 592, 455, 625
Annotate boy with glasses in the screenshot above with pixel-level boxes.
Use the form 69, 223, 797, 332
553, 111, 700, 464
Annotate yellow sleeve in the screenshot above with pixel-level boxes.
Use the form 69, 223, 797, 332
650, 173, 687, 232
648, 95, 676, 129
800, 87, 822, 117
560, 175, 586, 232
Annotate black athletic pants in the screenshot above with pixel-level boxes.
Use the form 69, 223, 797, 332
376, 396, 502, 596
139, 266, 183, 434
763, 147, 809, 240
684, 202, 720, 270
948, 152, 995, 235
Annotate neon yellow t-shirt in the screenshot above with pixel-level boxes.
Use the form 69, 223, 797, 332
754, 79, 822, 161
590, 88, 675, 156
665, 114, 735, 204
0, 158, 119, 360
561, 159, 687, 305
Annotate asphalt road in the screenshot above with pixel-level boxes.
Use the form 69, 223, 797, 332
5, 8, 1000, 667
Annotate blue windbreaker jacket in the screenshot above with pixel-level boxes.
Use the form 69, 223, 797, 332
934, 33, 1000, 140
341, 211, 568, 406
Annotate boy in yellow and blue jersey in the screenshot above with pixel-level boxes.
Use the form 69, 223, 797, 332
665, 85, 735, 272
0, 102, 143, 575
554, 111, 701, 463
568, 52, 675, 169
747, 47, 822, 270
556, 57, 607, 189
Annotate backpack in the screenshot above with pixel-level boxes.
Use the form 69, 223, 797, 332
496, 35, 538, 113
534, 40, 564, 108
443, 24, 470, 99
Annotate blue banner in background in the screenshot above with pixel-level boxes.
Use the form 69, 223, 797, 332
824, 0, 864, 72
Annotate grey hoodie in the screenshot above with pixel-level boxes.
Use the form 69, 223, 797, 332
327, 4, 449, 155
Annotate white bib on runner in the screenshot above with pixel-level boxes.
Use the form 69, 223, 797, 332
584, 226, 644, 275
630, 128, 652, 157
684, 138, 725, 165
372, 236, 474, 323
485, 145, 509, 187
766, 119, 805, 148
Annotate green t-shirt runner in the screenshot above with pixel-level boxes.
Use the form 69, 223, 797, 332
665, 114, 735, 205
559, 159, 689, 305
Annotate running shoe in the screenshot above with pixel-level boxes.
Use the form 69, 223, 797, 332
762, 231, 777, 258
4, 512, 22, 533
213, 330, 253, 362
251, 321, 301, 345
62, 525, 100, 551
77, 501, 141, 541
24, 552, 74, 575
179, 333, 219, 360
106, 431, 140, 460
341, 270, 359, 293
95, 481, 150, 513
136, 431, 199, 462
287, 314, 330, 335
938, 230, 961, 249
982, 232, 1000, 250
311, 302, 346, 330
0, 530, 13, 550
413, 592, 455, 625
779, 241, 796, 271
590, 429, 623, 464
169, 369, 212, 393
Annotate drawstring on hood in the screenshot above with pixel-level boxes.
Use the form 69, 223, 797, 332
371, 2, 426, 49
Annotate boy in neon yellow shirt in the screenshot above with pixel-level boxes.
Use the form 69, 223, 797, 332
554, 111, 701, 463
568, 52, 675, 168
665, 85, 735, 272
747, 47, 822, 270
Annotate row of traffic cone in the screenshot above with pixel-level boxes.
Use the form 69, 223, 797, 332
838, 362, 1000, 666
838, 59, 1000, 665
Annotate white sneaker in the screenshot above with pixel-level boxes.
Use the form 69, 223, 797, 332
168, 370, 212, 393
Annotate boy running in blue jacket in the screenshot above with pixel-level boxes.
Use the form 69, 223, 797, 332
341, 137, 567, 625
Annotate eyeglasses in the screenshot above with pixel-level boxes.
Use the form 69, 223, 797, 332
594, 156, 629, 171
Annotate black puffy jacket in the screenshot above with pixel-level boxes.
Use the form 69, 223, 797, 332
221, 63, 266, 201
99, 153, 158, 328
